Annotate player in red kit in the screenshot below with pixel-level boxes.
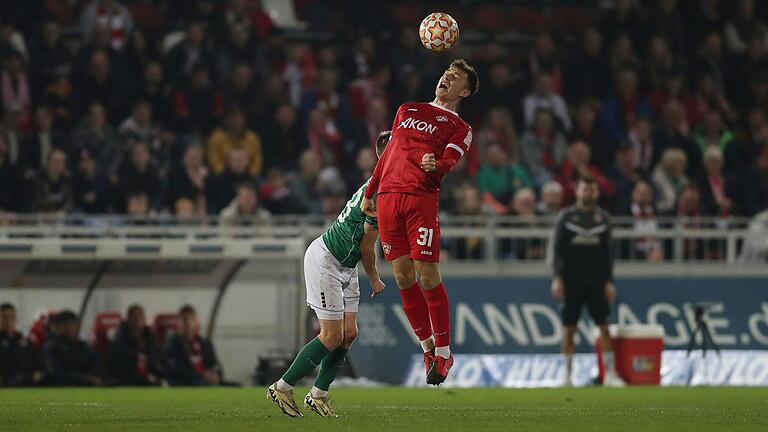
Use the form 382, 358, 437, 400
361, 59, 478, 385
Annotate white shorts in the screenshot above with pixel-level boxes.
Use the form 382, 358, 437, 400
304, 237, 360, 320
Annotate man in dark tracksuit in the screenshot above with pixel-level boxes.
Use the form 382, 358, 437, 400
551, 177, 625, 387
1, 303, 46, 386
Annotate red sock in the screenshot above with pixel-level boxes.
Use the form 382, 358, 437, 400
399, 282, 433, 341
423, 283, 450, 347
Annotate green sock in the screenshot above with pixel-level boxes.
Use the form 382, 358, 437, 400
281, 337, 331, 386
313, 347, 348, 391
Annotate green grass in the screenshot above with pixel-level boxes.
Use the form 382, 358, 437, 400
0, 387, 767, 431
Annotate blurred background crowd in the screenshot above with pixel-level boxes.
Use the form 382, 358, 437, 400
0, 0, 768, 224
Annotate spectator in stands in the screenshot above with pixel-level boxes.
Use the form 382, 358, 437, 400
206, 147, 254, 213
138, 61, 170, 126
523, 72, 571, 132
536, 181, 563, 216
119, 141, 162, 211
521, 109, 568, 188
742, 147, 768, 216
32, 148, 71, 213
221, 64, 258, 121
599, 0, 641, 45
72, 148, 109, 214
170, 64, 222, 136
261, 168, 301, 215
699, 146, 736, 217
522, 33, 562, 92
649, 70, 697, 121
20, 106, 68, 176
108, 305, 165, 386
692, 32, 728, 96
644, 0, 688, 56
475, 107, 518, 171
450, 185, 485, 260
477, 62, 524, 114
611, 145, 646, 215
118, 100, 164, 164
344, 147, 376, 191
29, 20, 71, 91
564, 27, 610, 104
220, 181, 271, 225
350, 97, 390, 161
1, 303, 46, 386
215, 22, 263, 88
654, 101, 702, 177
303, 107, 344, 168
608, 34, 641, 80
164, 305, 221, 386
558, 141, 616, 206
125, 191, 150, 217
80, 0, 133, 51
0, 133, 26, 212
43, 310, 102, 386
207, 107, 262, 176
644, 37, 681, 92
568, 101, 613, 171
167, 144, 208, 212
510, 188, 545, 260
260, 102, 300, 172
600, 68, 652, 143
70, 103, 121, 177
76, 50, 128, 123
724, 0, 767, 54
693, 109, 735, 156
1, 50, 32, 133
630, 181, 664, 261
476, 144, 532, 215
165, 20, 214, 86
627, 117, 657, 175
653, 148, 689, 215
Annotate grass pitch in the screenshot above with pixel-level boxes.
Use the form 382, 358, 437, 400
0, 386, 766, 432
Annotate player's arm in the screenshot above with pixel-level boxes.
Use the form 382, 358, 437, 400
362, 155, 386, 216
551, 211, 566, 300
601, 213, 616, 302
360, 221, 385, 297
422, 127, 472, 174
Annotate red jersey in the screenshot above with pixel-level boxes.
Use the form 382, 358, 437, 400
364, 102, 473, 199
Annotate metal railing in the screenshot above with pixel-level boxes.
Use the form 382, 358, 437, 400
1, 214, 766, 264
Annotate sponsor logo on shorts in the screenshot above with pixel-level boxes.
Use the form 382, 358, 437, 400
382, 242, 392, 255
420, 250, 433, 256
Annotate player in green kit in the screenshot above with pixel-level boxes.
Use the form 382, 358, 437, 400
267, 131, 391, 418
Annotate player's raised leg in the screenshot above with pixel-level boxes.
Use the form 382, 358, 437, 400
304, 311, 358, 417
415, 260, 453, 385
391, 256, 436, 374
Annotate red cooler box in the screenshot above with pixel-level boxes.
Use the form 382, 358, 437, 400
596, 324, 664, 385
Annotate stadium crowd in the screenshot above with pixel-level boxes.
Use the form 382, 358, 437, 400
0, 0, 767, 225
0, 302, 223, 387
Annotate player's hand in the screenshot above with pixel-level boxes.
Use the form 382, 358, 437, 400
551, 277, 564, 300
361, 197, 376, 216
370, 278, 386, 298
420, 153, 437, 173
604, 281, 616, 303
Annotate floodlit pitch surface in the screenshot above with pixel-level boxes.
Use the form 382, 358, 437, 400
0, 387, 766, 431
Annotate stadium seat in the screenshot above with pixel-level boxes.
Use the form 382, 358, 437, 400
26, 310, 58, 347
152, 313, 180, 346
91, 311, 123, 353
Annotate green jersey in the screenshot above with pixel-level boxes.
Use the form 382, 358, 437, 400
322, 179, 378, 268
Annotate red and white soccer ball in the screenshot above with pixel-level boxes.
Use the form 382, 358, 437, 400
419, 12, 460, 51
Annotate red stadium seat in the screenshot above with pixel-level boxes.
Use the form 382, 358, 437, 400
152, 313, 180, 346
26, 310, 58, 347
91, 311, 123, 353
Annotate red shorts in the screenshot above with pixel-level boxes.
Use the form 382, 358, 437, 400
376, 192, 440, 262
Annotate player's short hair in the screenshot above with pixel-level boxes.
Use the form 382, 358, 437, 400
0, 302, 15, 312
179, 305, 196, 316
55, 310, 78, 325
450, 59, 479, 96
375, 130, 391, 158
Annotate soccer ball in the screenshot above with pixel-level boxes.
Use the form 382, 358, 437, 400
419, 12, 460, 51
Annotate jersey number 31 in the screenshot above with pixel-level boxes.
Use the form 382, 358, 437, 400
416, 227, 434, 247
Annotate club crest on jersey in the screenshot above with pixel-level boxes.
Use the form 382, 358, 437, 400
436, 115, 448, 122
382, 242, 392, 255
397, 117, 437, 134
